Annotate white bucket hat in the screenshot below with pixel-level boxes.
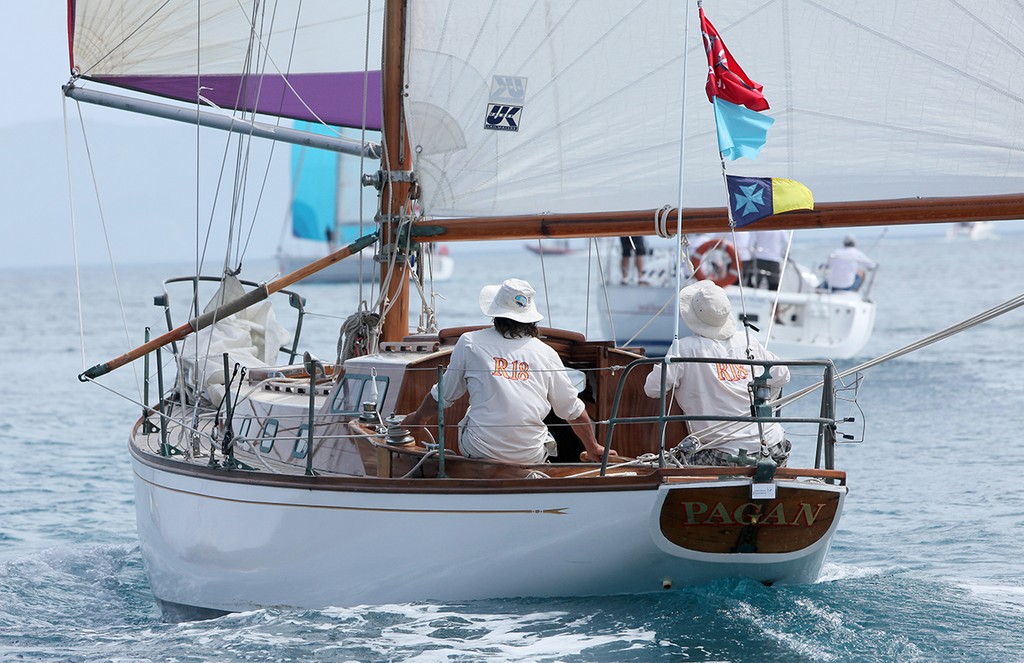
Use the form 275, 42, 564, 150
479, 278, 544, 323
678, 280, 736, 340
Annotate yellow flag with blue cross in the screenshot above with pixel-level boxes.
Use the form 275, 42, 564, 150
726, 176, 813, 227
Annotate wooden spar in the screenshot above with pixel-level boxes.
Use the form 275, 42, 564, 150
409, 193, 1024, 242
78, 232, 378, 380
377, 0, 412, 344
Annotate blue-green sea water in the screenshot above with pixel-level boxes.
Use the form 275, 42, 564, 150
2, 231, 1023, 661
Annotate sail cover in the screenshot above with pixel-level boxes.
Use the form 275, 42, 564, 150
68, 0, 384, 130
404, 1, 1024, 218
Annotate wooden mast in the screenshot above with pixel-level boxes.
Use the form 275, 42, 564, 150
378, 0, 412, 343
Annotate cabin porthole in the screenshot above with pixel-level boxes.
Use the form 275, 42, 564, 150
260, 419, 279, 453
292, 424, 310, 459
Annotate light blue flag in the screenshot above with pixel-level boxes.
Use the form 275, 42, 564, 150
713, 97, 775, 160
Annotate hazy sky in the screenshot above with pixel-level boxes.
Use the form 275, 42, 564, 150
0, 5, 302, 270
0, 5, 66, 129
0, 5, 82, 269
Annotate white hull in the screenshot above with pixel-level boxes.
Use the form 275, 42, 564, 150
131, 451, 845, 612
601, 284, 875, 359
946, 222, 995, 241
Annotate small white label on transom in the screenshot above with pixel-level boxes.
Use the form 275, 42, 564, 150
751, 483, 776, 500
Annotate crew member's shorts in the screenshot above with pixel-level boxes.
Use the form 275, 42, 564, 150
686, 439, 792, 467
620, 236, 647, 256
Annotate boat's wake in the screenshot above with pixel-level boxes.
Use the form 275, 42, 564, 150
4, 546, 1022, 661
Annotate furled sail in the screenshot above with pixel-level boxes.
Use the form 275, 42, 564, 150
68, 0, 384, 130
403, 1, 1024, 218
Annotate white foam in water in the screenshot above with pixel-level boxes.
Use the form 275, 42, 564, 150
815, 562, 886, 583
320, 603, 655, 661
730, 599, 842, 662
965, 584, 1024, 613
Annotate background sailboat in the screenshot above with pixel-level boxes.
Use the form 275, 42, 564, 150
599, 233, 878, 358
946, 221, 995, 241
524, 239, 577, 256
278, 122, 454, 283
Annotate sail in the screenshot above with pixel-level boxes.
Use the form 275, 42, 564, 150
291, 123, 339, 242
403, 1, 1024, 218
68, 0, 384, 130
291, 122, 378, 243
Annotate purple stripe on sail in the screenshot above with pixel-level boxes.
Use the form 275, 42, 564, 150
91, 71, 382, 131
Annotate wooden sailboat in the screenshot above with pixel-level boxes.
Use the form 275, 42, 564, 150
65, 0, 1024, 619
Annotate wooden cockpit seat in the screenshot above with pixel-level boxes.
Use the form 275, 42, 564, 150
393, 327, 686, 461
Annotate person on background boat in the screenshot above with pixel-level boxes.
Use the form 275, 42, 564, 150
403, 278, 616, 464
748, 230, 788, 290
620, 236, 649, 285
734, 232, 755, 287
822, 235, 877, 291
643, 280, 791, 466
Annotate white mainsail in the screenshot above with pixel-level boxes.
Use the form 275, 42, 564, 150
404, 0, 1024, 218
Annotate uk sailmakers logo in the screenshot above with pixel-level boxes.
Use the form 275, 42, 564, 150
484, 75, 526, 132
486, 105, 521, 131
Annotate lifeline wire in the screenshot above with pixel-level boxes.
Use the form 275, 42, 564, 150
66, 97, 145, 401
693, 287, 1024, 449
781, 289, 1024, 408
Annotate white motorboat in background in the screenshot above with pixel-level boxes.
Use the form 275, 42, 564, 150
600, 239, 876, 359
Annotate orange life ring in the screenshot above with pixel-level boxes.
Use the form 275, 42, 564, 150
690, 240, 740, 287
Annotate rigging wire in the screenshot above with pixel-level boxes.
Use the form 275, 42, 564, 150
64, 96, 87, 370
672, 0, 694, 342
686, 287, 1024, 450
761, 229, 796, 351
585, 240, 593, 337
593, 239, 617, 346
358, 0, 376, 303
66, 100, 144, 401
782, 289, 1024, 408
537, 240, 554, 324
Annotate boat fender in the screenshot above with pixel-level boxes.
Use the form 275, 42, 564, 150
691, 240, 740, 287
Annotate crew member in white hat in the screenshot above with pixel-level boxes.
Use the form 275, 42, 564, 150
403, 278, 615, 464
643, 280, 791, 466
